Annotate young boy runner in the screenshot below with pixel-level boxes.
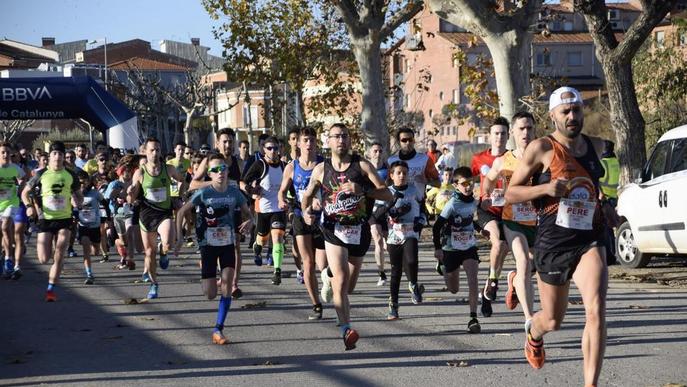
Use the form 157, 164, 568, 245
77, 170, 109, 284
373, 160, 425, 320
432, 166, 481, 333
104, 159, 136, 270
21, 141, 83, 301
176, 154, 253, 345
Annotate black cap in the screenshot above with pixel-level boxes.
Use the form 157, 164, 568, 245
49, 141, 66, 154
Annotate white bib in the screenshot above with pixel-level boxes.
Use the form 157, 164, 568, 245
44, 195, 66, 211
392, 223, 415, 240
79, 209, 97, 224
206, 226, 234, 246
512, 202, 537, 223
451, 230, 475, 250
334, 223, 361, 245
145, 187, 167, 203
490, 188, 505, 207
555, 198, 595, 230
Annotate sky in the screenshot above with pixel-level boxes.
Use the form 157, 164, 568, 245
1, 0, 226, 55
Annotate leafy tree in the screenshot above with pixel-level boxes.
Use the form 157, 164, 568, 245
0, 120, 35, 143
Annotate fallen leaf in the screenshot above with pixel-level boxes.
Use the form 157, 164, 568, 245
424, 297, 444, 301
446, 359, 469, 367
241, 301, 267, 309
568, 299, 584, 305
254, 360, 280, 366
141, 317, 156, 321
629, 304, 649, 310
123, 298, 139, 305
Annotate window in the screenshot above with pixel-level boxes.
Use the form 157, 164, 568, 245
536, 51, 551, 66
452, 89, 460, 104
563, 21, 573, 31
643, 140, 672, 182
668, 139, 687, 174
452, 58, 460, 68
452, 126, 457, 135
656, 31, 665, 48
439, 91, 444, 101
404, 94, 410, 108
439, 19, 464, 33
404, 58, 410, 73
608, 9, 620, 20
567, 51, 582, 66
429, 109, 434, 118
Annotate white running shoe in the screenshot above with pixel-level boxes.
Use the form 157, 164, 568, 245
376, 276, 386, 287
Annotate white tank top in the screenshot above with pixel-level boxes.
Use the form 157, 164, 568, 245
258, 163, 283, 213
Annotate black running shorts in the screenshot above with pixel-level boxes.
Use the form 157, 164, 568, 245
200, 245, 236, 279
78, 226, 101, 243
256, 212, 286, 235
533, 241, 603, 285
475, 207, 505, 241
38, 219, 73, 234
442, 247, 479, 273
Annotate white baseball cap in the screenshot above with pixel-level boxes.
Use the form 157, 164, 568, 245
549, 86, 583, 111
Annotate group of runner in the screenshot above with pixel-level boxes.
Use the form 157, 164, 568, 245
3, 86, 611, 387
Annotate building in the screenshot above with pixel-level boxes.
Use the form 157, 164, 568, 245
0, 39, 58, 70
159, 38, 224, 71
385, 2, 641, 147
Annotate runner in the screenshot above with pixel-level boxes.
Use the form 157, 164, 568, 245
278, 126, 327, 319
242, 136, 286, 285
301, 123, 392, 350
167, 141, 191, 245
373, 160, 425, 320
506, 87, 612, 386
190, 128, 246, 298
91, 151, 113, 263
176, 154, 253, 345
388, 127, 440, 200
0, 143, 28, 280
76, 170, 109, 285
471, 117, 510, 317
432, 166, 481, 333
482, 112, 538, 323
21, 141, 82, 301
104, 156, 137, 270
129, 137, 185, 299
83, 141, 108, 175
368, 142, 389, 287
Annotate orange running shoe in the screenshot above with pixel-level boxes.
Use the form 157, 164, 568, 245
524, 334, 545, 369
45, 290, 57, 302
343, 328, 359, 350
212, 331, 228, 345
505, 270, 519, 310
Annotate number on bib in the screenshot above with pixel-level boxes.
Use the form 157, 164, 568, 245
334, 223, 362, 245
555, 198, 595, 230
206, 226, 234, 246
450, 230, 475, 250
145, 188, 167, 203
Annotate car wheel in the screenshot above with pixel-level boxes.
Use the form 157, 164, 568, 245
616, 221, 652, 268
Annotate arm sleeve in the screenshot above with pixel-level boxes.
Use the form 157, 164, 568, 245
432, 216, 447, 250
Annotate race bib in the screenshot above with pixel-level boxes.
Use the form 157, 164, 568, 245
451, 230, 475, 250
334, 223, 361, 245
206, 226, 234, 246
0, 189, 11, 200
392, 223, 415, 240
490, 188, 505, 207
512, 202, 537, 223
99, 208, 108, 218
79, 209, 97, 224
145, 187, 167, 203
556, 198, 595, 230
44, 195, 66, 211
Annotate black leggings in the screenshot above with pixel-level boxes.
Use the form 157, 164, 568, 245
387, 238, 419, 304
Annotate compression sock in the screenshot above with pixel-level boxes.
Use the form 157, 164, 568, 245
215, 296, 232, 331
272, 243, 284, 269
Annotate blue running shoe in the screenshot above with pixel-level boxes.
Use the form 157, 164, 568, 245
4, 259, 14, 276
265, 257, 273, 266
254, 255, 262, 266
142, 272, 151, 283
68, 248, 77, 258
147, 283, 159, 299
158, 242, 169, 270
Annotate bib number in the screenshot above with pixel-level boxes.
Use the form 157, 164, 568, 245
392, 223, 415, 240
490, 189, 505, 207
80, 209, 96, 224
145, 188, 167, 203
451, 230, 475, 250
45, 195, 66, 211
556, 199, 595, 230
334, 223, 361, 245
512, 202, 537, 223
206, 226, 234, 246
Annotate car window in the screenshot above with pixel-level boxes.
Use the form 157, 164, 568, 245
668, 138, 687, 174
643, 140, 672, 182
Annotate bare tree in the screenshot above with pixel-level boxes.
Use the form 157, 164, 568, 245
0, 120, 35, 143
575, 0, 677, 184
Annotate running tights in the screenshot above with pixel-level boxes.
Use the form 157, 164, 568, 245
387, 239, 419, 305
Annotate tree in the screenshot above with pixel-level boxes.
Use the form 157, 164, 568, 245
331, 0, 425, 151
0, 120, 35, 143
428, 0, 542, 123
575, 0, 677, 184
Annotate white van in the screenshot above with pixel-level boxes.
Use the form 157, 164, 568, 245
616, 125, 687, 267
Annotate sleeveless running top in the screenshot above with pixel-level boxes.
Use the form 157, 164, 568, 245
533, 135, 605, 251
30, 168, 80, 220
292, 157, 323, 215
321, 155, 369, 227
0, 164, 22, 211
257, 161, 283, 213
140, 164, 172, 211
376, 162, 388, 181
501, 151, 537, 226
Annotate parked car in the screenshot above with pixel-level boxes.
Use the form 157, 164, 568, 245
615, 125, 687, 268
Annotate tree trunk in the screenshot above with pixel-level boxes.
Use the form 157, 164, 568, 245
601, 59, 646, 184
351, 35, 389, 152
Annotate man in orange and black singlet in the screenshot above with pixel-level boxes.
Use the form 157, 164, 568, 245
471, 117, 510, 318
506, 87, 613, 386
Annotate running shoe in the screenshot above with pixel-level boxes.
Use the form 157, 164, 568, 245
68, 248, 77, 258
10, 268, 22, 280
296, 270, 304, 285
232, 288, 243, 299
158, 242, 169, 270
253, 255, 262, 266
343, 328, 359, 350
525, 333, 545, 369
84, 275, 95, 285
483, 279, 499, 301
4, 259, 13, 275
127, 260, 136, 271
212, 330, 228, 345
320, 270, 333, 303
99, 255, 109, 263
467, 317, 481, 334
271, 269, 282, 285
142, 272, 151, 283
409, 282, 423, 304
147, 283, 159, 299
308, 304, 323, 320
435, 261, 444, 276
387, 300, 399, 321
265, 257, 273, 266
480, 296, 493, 317
116, 261, 129, 270
505, 270, 519, 310
45, 290, 57, 302
185, 238, 195, 248
376, 276, 386, 287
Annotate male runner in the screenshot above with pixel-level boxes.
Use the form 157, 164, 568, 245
0, 143, 27, 279
368, 142, 389, 287
506, 87, 612, 387
301, 123, 392, 350
21, 141, 83, 301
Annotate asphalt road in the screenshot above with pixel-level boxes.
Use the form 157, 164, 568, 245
1, 240, 686, 387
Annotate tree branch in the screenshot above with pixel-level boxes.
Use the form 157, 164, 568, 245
380, 0, 425, 39
615, 0, 675, 61
332, 0, 365, 36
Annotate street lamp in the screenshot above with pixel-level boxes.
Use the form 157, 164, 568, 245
89, 38, 108, 90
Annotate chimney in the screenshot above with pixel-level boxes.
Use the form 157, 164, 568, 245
42, 37, 55, 47
191, 38, 200, 46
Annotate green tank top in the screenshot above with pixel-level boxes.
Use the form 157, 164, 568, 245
37, 168, 78, 220
141, 164, 172, 210
0, 165, 21, 211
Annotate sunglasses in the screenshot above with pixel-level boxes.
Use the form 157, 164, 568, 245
208, 164, 228, 174
264, 146, 278, 151
453, 180, 473, 187
399, 138, 414, 143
